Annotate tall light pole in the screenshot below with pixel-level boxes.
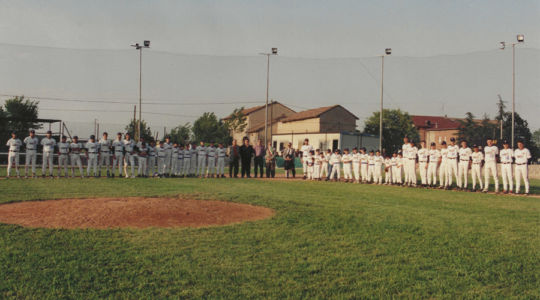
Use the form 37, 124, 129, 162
259, 47, 278, 146
131, 40, 150, 141
500, 34, 524, 148
379, 48, 392, 152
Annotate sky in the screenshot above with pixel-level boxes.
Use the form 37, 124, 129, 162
0, 0, 539, 135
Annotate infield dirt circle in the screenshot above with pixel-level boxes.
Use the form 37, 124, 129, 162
0, 197, 274, 229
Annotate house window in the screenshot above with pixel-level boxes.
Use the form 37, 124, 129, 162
273, 141, 277, 150
279, 142, 284, 151
332, 139, 338, 151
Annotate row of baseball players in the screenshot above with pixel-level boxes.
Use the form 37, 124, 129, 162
5, 131, 230, 178
297, 137, 532, 194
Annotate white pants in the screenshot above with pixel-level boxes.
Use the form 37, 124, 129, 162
87, 154, 98, 176
124, 153, 135, 177
427, 163, 437, 185
515, 164, 529, 193
25, 150, 37, 175
501, 163, 513, 192
176, 159, 183, 175
190, 156, 197, 174
313, 164, 320, 179
385, 167, 392, 184
374, 164, 382, 184
217, 157, 225, 175
164, 154, 172, 174
207, 157, 216, 175
70, 154, 83, 177
419, 162, 428, 185
439, 161, 448, 187
99, 152, 111, 172
58, 154, 69, 176
446, 159, 458, 186
330, 164, 341, 180
391, 166, 399, 183
407, 159, 417, 185
7, 152, 20, 176
158, 157, 166, 175
483, 161, 499, 192
114, 153, 124, 176
307, 165, 314, 179
471, 163, 483, 190
458, 161, 469, 188
138, 157, 147, 176
42, 151, 54, 175
197, 156, 206, 176
343, 163, 352, 179
303, 158, 309, 175
353, 163, 360, 182
320, 162, 328, 178
148, 156, 156, 176
361, 163, 368, 182
183, 158, 191, 176
367, 165, 374, 182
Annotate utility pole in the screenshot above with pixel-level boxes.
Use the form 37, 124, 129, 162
131, 40, 150, 141
259, 48, 278, 147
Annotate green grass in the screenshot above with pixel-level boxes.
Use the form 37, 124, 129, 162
0, 176, 539, 298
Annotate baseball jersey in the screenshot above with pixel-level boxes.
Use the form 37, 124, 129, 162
178, 149, 184, 160
70, 142, 83, 154
23, 136, 39, 151
148, 146, 156, 157
360, 153, 368, 164
484, 145, 498, 162
459, 147, 472, 162
428, 149, 441, 164
123, 139, 135, 153
163, 142, 173, 155
384, 158, 392, 167
471, 152, 483, 164
391, 157, 398, 166
138, 145, 148, 157
374, 155, 384, 166
171, 147, 179, 159
197, 145, 207, 157
85, 141, 98, 153
402, 144, 411, 158
217, 147, 226, 158
368, 155, 375, 165
514, 148, 531, 164
6, 138, 22, 151
41, 138, 56, 152
440, 148, 449, 162
183, 148, 191, 158
352, 152, 360, 164
499, 148, 514, 164
99, 138, 111, 152
190, 146, 197, 158
342, 153, 352, 164
447, 145, 459, 159
301, 145, 314, 159
157, 145, 166, 158
330, 153, 341, 165
57, 142, 70, 154
112, 140, 124, 153
207, 146, 217, 159
417, 148, 429, 162
306, 155, 314, 166
408, 146, 418, 159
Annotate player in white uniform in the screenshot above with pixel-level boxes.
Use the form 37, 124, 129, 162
384, 156, 392, 184
112, 133, 124, 178
514, 140, 531, 195
499, 141, 514, 193
402, 137, 411, 184
57, 135, 70, 178
439, 141, 449, 189
406, 141, 418, 187
470, 145, 484, 191
374, 150, 384, 184
41, 131, 56, 178
300, 139, 314, 180
306, 150, 315, 180
196, 141, 207, 177
23, 130, 39, 178
320, 149, 330, 180
216, 143, 227, 178
6, 132, 22, 178
313, 149, 321, 180
85, 135, 99, 177
206, 143, 217, 177
457, 140, 472, 190
351, 148, 361, 183
427, 142, 440, 187
360, 148, 369, 183
123, 133, 136, 178
483, 139, 499, 193
367, 150, 376, 183
417, 141, 429, 187
161, 137, 173, 177
446, 138, 459, 188
391, 152, 399, 184
329, 149, 342, 181
156, 141, 167, 177
341, 149, 353, 182
69, 136, 84, 178
98, 132, 112, 177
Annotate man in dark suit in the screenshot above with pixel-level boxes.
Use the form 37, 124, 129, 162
227, 139, 240, 178
239, 137, 255, 178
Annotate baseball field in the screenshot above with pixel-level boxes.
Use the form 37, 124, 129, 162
0, 173, 539, 298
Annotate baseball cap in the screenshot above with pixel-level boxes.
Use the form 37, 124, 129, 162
450, 137, 455, 142
430, 142, 436, 146
30, 129, 35, 133
46, 130, 52, 134
503, 140, 509, 144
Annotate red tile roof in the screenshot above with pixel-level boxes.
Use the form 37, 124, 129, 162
281, 105, 358, 123
411, 115, 462, 130
222, 102, 293, 120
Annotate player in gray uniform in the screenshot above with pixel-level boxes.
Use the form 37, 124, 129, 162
85, 135, 99, 177
177, 144, 185, 177
23, 129, 39, 178
112, 133, 124, 178
41, 130, 56, 178
70, 136, 84, 178
123, 133, 136, 178
147, 140, 157, 176
137, 141, 149, 177
98, 132, 112, 177
162, 137, 173, 177
6, 132, 22, 178
170, 142, 179, 177
182, 144, 191, 177
57, 135, 70, 178
156, 140, 167, 177
196, 141, 207, 177
206, 142, 217, 177
190, 142, 198, 176
216, 143, 227, 178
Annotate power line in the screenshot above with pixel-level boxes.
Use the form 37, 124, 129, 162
39, 108, 198, 118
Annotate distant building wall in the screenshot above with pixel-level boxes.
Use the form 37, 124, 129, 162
277, 118, 321, 135
319, 106, 357, 132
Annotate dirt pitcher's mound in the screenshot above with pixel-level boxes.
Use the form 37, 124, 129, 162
0, 197, 274, 229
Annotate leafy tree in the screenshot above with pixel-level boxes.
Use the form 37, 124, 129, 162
224, 107, 247, 134
457, 112, 498, 146
3, 96, 42, 138
125, 119, 153, 141
0, 107, 8, 144
533, 129, 540, 149
192, 112, 231, 144
501, 112, 538, 158
363, 109, 419, 154
169, 123, 192, 145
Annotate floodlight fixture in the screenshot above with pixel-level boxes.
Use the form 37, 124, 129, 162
517, 34, 524, 43
385, 48, 392, 55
